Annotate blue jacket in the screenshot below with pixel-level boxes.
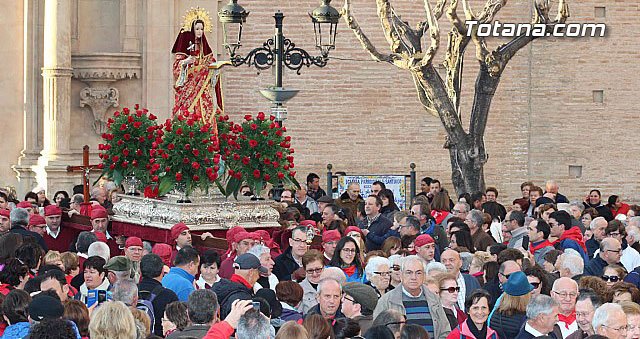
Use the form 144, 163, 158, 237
1, 322, 30, 339
162, 267, 195, 302
557, 239, 588, 262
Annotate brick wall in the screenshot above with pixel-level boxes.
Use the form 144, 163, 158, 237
219, 0, 639, 205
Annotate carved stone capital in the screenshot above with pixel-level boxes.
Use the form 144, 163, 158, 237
79, 87, 119, 134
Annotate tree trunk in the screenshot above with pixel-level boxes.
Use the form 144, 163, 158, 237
448, 137, 486, 197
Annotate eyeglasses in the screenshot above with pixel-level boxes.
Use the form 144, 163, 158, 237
341, 248, 357, 254
606, 248, 622, 254
291, 238, 307, 244
306, 267, 323, 275
601, 275, 620, 282
440, 286, 461, 293
608, 232, 621, 237
602, 324, 628, 332
342, 295, 355, 303
391, 265, 401, 271
552, 290, 578, 299
530, 282, 541, 288
499, 272, 511, 279
374, 271, 391, 277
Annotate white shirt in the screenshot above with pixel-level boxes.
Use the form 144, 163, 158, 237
524, 322, 547, 337
593, 245, 640, 272
456, 273, 466, 310
46, 226, 60, 238
556, 318, 578, 338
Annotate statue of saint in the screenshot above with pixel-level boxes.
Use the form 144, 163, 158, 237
171, 8, 223, 126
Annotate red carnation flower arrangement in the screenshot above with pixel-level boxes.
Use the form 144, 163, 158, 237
220, 112, 298, 197
153, 112, 221, 196
97, 105, 161, 187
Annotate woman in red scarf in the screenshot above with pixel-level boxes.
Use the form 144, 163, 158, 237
171, 15, 223, 124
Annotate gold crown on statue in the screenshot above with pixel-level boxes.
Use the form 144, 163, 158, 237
181, 7, 213, 33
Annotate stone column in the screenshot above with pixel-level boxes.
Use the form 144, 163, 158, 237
37, 0, 76, 193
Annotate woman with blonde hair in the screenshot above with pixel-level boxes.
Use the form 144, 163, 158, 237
89, 301, 137, 339
488, 271, 532, 339
43, 250, 64, 270
469, 251, 493, 286
276, 321, 310, 339
620, 301, 640, 339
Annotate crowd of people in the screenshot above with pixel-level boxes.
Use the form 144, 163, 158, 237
0, 175, 640, 339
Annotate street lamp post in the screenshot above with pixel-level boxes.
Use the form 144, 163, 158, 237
218, 0, 341, 124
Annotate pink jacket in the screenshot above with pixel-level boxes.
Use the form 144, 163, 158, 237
447, 320, 498, 339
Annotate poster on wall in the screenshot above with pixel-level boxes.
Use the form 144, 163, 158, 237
337, 175, 409, 209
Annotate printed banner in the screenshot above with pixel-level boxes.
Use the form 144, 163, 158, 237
337, 175, 409, 209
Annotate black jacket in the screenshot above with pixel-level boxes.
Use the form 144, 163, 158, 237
358, 215, 393, 251
10, 226, 47, 251
584, 255, 608, 277
490, 311, 527, 339
304, 303, 346, 319
138, 277, 179, 336
273, 247, 300, 281
586, 238, 599, 259
212, 278, 254, 319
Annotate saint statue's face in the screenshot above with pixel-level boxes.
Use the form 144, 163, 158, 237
194, 22, 204, 39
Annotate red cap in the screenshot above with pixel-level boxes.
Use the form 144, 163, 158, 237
29, 214, 46, 226
226, 226, 246, 244
170, 222, 190, 241
234, 231, 253, 243
254, 230, 271, 242
0, 209, 10, 218
299, 220, 316, 228
17, 201, 32, 209
322, 229, 342, 243
90, 206, 108, 220
152, 243, 172, 266
44, 205, 62, 216
415, 234, 435, 248
125, 236, 143, 248
344, 226, 363, 237
94, 231, 108, 243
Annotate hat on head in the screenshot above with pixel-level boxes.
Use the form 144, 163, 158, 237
104, 256, 132, 272
44, 205, 62, 216
125, 236, 143, 248
344, 226, 363, 237
317, 196, 334, 204
502, 271, 534, 297
415, 234, 435, 248
31, 186, 46, 194
93, 231, 107, 243
234, 253, 268, 274
0, 209, 10, 218
152, 243, 173, 266
90, 206, 108, 220
28, 295, 64, 321
342, 282, 379, 315
299, 220, 316, 228
226, 226, 247, 244
170, 222, 190, 241
254, 230, 271, 242
322, 230, 341, 243
535, 197, 555, 207
234, 231, 253, 243
17, 201, 32, 209
29, 214, 46, 226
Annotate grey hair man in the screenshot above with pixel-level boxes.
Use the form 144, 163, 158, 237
551, 277, 579, 338
556, 250, 584, 280
584, 237, 621, 276
371, 309, 405, 338
574, 289, 602, 337
173, 289, 220, 337
587, 217, 608, 257
236, 309, 272, 339
626, 219, 640, 253
112, 279, 139, 306
592, 303, 628, 339
517, 294, 559, 337
76, 231, 98, 258
308, 278, 344, 319
452, 201, 470, 220
9, 207, 47, 250
505, 210, 527, 250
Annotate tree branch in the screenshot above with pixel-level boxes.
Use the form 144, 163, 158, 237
442, 0, 471, 114
341, 0, 405, 66
375, 0, 421, 55
412, 0, 441, 70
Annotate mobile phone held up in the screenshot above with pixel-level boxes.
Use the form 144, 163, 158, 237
86, 289, 112, 307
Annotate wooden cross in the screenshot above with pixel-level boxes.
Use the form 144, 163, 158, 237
67, 145, 100, 215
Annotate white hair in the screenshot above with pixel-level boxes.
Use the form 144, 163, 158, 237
590, 217, 606, 231
316, 277, 342, 294
88, 241, 111, 262
320, 267, 347, 285
559, 251, 584, 276
627, 225, 640, 243
365, 256, 391, 279
592, 303, 624, 331
569, 201, 584, 213
629, 216, 640, 228
401, 255, 427, 272
388, 254, 404, 267
425, 261, 447, 275
247, 244, 270, 259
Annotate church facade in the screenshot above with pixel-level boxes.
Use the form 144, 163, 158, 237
1, 0, 637, 203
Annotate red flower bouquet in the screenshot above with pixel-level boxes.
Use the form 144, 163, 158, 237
154, 112, 221, 196
221, 112, 299, 197
97, 105, 161, 186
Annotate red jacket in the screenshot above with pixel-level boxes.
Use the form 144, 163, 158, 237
203, 321, 234, 339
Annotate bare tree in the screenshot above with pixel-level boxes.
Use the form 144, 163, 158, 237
342, 0, 569, 196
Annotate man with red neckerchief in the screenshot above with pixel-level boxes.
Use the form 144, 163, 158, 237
528, 219, 554, 266
551, 277, 579, 338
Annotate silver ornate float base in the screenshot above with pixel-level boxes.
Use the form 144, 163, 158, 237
112, 192, 280, 230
